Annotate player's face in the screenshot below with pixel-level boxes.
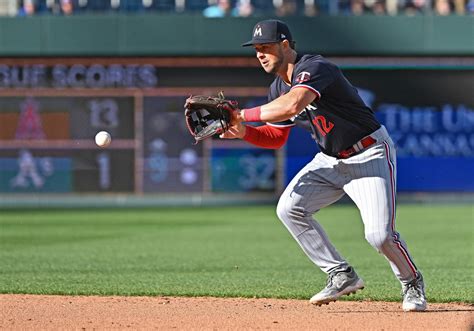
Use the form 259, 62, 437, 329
254, 43, 284, 74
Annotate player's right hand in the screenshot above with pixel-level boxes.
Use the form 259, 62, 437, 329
230, 108, 245, 126
219, 121, 246, 139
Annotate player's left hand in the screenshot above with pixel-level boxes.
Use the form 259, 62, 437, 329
184, 91, 238, 143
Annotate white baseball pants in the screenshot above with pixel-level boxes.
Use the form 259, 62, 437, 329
276, 126, 419, 284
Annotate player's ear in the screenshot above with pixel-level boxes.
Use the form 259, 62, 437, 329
281, 39, 290, 49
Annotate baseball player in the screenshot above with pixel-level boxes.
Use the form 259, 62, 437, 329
221, 19, 427, 311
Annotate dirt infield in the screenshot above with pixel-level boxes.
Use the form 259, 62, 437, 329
0, 294, 472, 330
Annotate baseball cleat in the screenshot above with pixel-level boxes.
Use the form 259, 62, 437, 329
310, 267, 365, 306
402, 273, 427, 312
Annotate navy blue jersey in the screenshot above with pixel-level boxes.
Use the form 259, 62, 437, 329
268, 54, 380, 156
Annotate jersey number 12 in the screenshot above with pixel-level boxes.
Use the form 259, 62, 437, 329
312, 115, 334, 136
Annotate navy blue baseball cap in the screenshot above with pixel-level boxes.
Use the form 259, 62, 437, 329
242, 19, 293, 47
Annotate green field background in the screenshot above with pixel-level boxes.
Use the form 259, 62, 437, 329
0, 204, 472, 303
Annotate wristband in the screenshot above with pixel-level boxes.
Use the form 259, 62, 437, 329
242, 106, 262, 122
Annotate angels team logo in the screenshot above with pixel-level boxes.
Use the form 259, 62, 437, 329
296, 71, 311, 83
15, 98, 45, 139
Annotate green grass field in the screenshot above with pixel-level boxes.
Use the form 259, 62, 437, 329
0, 204, 472, 303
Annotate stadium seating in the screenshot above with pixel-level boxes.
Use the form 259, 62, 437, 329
11, 0, 471, 16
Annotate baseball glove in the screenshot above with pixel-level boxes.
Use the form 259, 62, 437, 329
184, 91, 238, 143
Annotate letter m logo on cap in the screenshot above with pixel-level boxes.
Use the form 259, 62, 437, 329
254, 26, 262, 37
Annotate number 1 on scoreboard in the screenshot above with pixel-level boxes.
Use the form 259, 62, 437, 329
97, 152, 111, 190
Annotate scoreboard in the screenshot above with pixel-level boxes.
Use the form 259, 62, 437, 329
0, 86, 282, 195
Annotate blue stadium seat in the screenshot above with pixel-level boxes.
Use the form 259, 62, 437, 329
314, 0, 331, 14
149, 0, 176, 11
84, 0, 112, 11
298, 0, 308, 13
185, 0, 209, 11
336, 0, 352, 15
251, 0, 274, 13
35, 0, 51, 13
120, 0, 145, 11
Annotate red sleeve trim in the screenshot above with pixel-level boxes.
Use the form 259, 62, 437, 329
243, 125, 291, 149
291, 84, 321, 100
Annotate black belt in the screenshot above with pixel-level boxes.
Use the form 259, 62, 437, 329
337, 135, 377, 159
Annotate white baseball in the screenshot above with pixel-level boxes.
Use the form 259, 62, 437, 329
95, 131, 112, 147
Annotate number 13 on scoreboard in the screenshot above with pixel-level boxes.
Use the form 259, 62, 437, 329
89, 99, 119, 128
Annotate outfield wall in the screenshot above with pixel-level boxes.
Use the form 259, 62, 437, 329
0, 57, 472, 202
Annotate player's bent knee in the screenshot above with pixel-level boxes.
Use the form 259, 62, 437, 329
276, 198, 305, 224
276, 198, 290, 222
365, 231, 392, 253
